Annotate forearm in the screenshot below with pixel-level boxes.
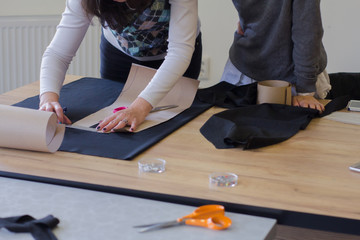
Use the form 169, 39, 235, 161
40, 0, 92, 96
139, 0, 198, 107
40, 50, 69, 96
292, 0, 325, 93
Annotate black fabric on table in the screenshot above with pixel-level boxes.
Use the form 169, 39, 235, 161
196, 81, 258, 108
13, 77, 350, 156
200, 104, 317, 149
327, 72, 360, 100
197, 82, 350, 149
13, 77, 212, 160
0, 215, 59, 240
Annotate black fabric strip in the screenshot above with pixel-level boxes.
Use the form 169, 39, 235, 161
13, 77, 212, 160
0, 215, 59, 240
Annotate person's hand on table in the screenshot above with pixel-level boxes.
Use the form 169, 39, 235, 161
237, 21, 244, 35
292, 95, 325, 113
39, 92, 72, 124
97, 97, 153, 133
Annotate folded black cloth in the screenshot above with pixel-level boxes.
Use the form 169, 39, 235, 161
0, 215, 59, 240
198, 82, 350, 149
14, 77, 213, 160
200, 104, 318, 149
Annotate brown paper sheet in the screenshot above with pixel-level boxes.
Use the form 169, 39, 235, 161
257, 80, 292, 105
0, 104, 65, 153
72, 64, 200, 132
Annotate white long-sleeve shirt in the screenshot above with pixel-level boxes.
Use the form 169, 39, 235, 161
40, 0, 199, 107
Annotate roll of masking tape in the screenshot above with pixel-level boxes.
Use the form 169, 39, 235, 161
257, 80, 292, 105
0, 104, 65, 153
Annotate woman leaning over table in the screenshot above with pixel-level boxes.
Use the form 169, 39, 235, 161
39, 0, 201, 132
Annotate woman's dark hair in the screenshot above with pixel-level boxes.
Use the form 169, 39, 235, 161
82, 0, 152, 31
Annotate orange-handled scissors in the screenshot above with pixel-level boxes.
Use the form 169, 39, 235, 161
133, 205, 232, 233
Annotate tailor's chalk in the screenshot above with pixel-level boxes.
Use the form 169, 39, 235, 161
113, 106, 127, 113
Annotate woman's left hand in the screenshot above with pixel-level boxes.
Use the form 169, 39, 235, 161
96, 97, 153, 133
292, 95, 325, 113
237, 21, 244, 35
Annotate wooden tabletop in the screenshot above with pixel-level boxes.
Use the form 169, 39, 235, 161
1, 76, 359, 224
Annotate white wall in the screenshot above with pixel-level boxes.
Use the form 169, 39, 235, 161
321, 0, 360, 73
0, 0, 65, 16
1, 0, 359, 88
198, 1, 238, 87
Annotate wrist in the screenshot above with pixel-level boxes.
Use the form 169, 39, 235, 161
297, 92, 315, 97
39, 92, 59, 106
131, 97, 153, 114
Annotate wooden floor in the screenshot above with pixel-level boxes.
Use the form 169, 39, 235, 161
275, 225, 360, 240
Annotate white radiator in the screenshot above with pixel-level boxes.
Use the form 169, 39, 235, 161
0, 16, 101, 94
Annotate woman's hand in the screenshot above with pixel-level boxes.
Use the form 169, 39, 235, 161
39, 92, 72, 124
97, 97, 153, 133
292, 95, 325, 113
237, 21, 244, 35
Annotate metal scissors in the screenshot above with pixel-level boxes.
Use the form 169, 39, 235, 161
150, 104, 178, 113
113, 105, 178, 114
133, 205, 232, 233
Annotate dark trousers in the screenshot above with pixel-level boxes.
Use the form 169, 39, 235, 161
100, 32, 202, 82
